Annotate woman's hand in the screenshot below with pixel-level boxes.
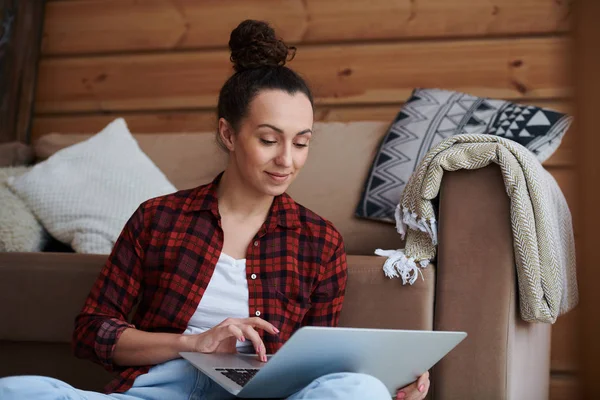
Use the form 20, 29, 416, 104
189, 317, 279, 362
396, 371, 430, 400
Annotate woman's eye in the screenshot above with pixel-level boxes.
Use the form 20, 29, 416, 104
260, 139, 277, 145
294, 143, 309, 148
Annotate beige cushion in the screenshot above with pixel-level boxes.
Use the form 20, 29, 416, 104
35, 132, 228, 191
289, 122, 402, 254
34, 121, 402, 255
0, 142, 34, 167
0, 167, 47, 252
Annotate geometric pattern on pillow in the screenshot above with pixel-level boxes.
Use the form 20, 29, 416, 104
356, 88, 573, 223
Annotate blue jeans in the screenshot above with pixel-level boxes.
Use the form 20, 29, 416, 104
0, 359, 391, 400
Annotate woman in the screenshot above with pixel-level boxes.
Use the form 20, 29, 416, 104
0, 20, 429, 400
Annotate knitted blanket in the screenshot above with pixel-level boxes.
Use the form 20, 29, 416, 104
376, 134, 578, 323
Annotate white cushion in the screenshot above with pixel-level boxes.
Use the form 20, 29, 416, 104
8, 118, 176, 254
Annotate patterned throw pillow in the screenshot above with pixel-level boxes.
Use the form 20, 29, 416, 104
356, 88, 573, 223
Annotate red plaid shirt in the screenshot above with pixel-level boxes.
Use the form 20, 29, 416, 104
72, 173, 348, 393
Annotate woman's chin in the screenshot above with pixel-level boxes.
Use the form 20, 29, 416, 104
256, 180, 292, 197
260, 184, 289, 197
257, 173, 295, 196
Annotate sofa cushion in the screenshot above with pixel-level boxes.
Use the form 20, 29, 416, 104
33, 121, 402, 255
0, 141, 34, 167
0, 252, 434, 391
0, 253, 433, 343
0, 167, 47, 252
288, 122, 402, 254
0, 252, 107, 343
8, 119, 176, 254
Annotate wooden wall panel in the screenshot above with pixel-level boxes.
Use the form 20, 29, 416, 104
31, 100, 570, 138
42, 0, 571, 55
0, 0, 45, 143
35, 37, 569, 113
574, 0, 600, 397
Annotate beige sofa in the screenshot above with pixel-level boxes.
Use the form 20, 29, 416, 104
0, 121, 551, 399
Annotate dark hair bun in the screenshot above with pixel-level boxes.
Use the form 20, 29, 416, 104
229, 20, 295, 72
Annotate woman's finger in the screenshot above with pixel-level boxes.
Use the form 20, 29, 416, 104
396, 382, 416, 400
226, 324, 246, 343
245, 317, 280, 335
417, 371, 429, 387
239, 324, 268, 362
417, 372, 429, 393
418, 378, 431, 399
217, 317, 240, 327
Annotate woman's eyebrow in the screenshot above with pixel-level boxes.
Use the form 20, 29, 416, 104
257, 124, 312, 135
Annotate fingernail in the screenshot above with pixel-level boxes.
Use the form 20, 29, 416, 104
396, 391, 406, 399
241, 337, 245, 342
274, 327, 280, 334
419, 384, 425, 392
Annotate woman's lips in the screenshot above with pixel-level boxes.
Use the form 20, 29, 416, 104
265, 172, 291, 183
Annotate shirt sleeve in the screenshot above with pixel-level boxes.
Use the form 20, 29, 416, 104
301, 236, 348, 327
72, 205, 147, 372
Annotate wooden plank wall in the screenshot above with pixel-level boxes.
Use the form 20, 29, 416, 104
36, 0, 578, 396
0, 1, 45, 143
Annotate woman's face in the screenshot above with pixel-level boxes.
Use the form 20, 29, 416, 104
220, 89, 314, 197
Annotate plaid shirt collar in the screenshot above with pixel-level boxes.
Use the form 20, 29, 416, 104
182, 172, 301, 230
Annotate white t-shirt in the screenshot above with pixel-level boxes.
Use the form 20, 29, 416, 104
184, 252, 253, 352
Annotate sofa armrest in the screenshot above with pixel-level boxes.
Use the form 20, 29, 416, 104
433, 165, 551, 400
340, 255, 435, 331
0, 252, 107, 343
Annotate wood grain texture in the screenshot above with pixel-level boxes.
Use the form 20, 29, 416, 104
42, 0, 572, 55
0, 0, 45, 143
573, 0, 600, 398
31, 99, 568, 136
35, 37, 569, 113
30, 105, 407, 139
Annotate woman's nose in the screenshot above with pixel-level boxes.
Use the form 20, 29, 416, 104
275, 144, 293, 167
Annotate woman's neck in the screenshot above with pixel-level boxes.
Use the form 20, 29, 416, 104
216, 167, 274, 221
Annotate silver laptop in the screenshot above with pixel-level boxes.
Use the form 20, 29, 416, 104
180, 326, 466, 398
180, 326, 467, 398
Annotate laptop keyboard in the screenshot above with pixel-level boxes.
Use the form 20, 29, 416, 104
215, 368, 259, 387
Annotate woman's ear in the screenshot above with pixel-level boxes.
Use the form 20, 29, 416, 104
218, 118, 236, 151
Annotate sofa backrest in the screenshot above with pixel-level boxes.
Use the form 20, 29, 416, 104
34, 121, 401, 255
